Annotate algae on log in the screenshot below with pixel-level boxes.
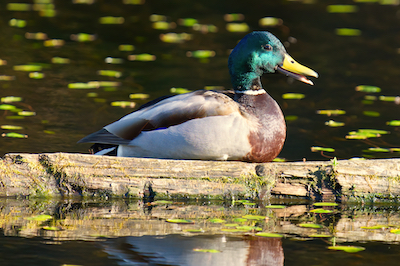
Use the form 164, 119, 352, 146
1, 153, 400, 201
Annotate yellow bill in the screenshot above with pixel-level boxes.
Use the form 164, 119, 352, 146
277, 54, 318, 85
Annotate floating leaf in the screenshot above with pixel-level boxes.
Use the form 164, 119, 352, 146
224, 224, 239, 227
0, 75, 15, 81
310, 209, 333, 214
1, 96, 22, 103
255, 232, 283, 238
335, 28, 361, 36
7, 3, 32, 11
111, 101, 136, 108
128, 54, 156, 61
129, 93, 150, 100
272, 157, 286, 162
316, 110, 346, 116
265, 205, 286, 209
149, 14, 167, 22
166, 219, 194, 224
221, 228, 247, 232
44, 130, 56, 134
243, 202, 256, 206
282, 93, 305, 100
309, 234, 332, 238
118, 44, 135, 51
170, 87, 192, 94
105, 57, 124, 64
346, 129, 388, 139
1, 125, 23, 130
152, 200, 173, 205
242, 215, 266, 220
259, 17, 283, 27
363, 111, 380, 117
18, 111, 36, 116
390, 229, 400, 234
152, 21, 175, 30
224, 13, 245, 22
193, 248, 220, 253
226, 23, 249, 32
178, 18, 198, 27
236, 225, 262, 231
99, 16, 125, 24
160, 33, 192, 43
13, 65, 42, 72
186, 50, 215, 59
366, 147, 391, 153
298, 223, 323, 229
52, 57, 70, 64
9, 19, 27, 28
29, 72, 45, 79
97, 70, 122, 78
233, 218, 247, 223
209, 218, 225, 223
327, 5, 358, 13
311, 147, 335, 153
70, 33, 96, 42
328, 245, 365, 253
68, 83, 98, 89
313, 202, 338, 207
387, 120, 400, 126
123, 0, 145, 4
44, 39, 65, 47
379, 96, 399, 102
0, 104, 18, 111
361, 225, 386, 230
2, 132, 27, 138
325, 120, 345, 127
285, 115, 298, 121
26, 214, 52, 221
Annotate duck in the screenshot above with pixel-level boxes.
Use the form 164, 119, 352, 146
78, 31, 318, 163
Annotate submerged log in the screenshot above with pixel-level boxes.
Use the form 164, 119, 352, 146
1, 153, 400, 201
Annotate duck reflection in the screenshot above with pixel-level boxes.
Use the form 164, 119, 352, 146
103, 234, 284, 266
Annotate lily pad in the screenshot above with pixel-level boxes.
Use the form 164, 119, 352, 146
390, 229, 400, 234
129, 93, 150, 100
387, 120, 400, 126
209, 218, 225, 223
316, 110, 346, 116
298, 223, 323, 229
42, 226, 61, 231
328, 245, 365, 253
327, 5, 358, 13
363, 111, 380, 117
355, 85, 381, 93
310, 209, 333, 214
265, 205, 286, 209
313, 202, 338, 207
186, 50, 215, 59
259, 17, 283, 27
361, 225, 386, 230
170, 87, 192, 94
1, 132, 27, 138
242, 215, 266, 220
226, 23, 249, 32
26, 214, 52, 222
152, 200, 173, 205
224, 223, 239, 227
232, 218, 247, 223
13, 65, 42, 72
166, 219, 194, 224
193, 248, 220, 253
255, 232, 283, 238
335, 28, 361, 36
183, 229, 204, 233
128, 54, 156, 61
325, 120, 345, 127
309, 234, 332, 238
1, 96, 22, 103
236, 226, 262, 231
282, 93, 305, 100
311, 147, 335, 153
1, 125, 23, 130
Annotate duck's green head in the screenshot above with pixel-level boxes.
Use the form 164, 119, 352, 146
228, 31, 318, 91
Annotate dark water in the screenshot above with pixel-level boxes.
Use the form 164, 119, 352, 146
1, 0, 399, 161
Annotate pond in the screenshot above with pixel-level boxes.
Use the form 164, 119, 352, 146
1, 0, 400, 265
1, 198, 400, 265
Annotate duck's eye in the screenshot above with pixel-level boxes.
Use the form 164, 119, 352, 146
262, 44, 273, 51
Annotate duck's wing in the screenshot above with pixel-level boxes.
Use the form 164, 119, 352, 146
78, 90, 241, 144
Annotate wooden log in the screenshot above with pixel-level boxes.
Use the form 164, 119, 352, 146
1, 153, 400, 201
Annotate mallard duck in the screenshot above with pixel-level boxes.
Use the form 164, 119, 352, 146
78, 31, 317, 162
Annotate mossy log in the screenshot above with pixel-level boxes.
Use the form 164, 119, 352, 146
1, 153, 400, 201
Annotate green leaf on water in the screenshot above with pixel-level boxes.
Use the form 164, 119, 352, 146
13, 65, 42, 72
26, 214, 52, 221
224, 223, 239, 227
236, 226, 262, 231
1, 96, 22, 103
9, 19, 27, 28
379, 96, 398, 102
128, 54, 156, 61
1, 125, 23, 130
363, 111, 380, 117
285, 115, 298, 121
42, 226, 61, 231
97, 70, 122, 78
209, 218, 226, 223
325, 120, 345, 127
309, 234, 332, 238
186, 50, 216, 59
243, 202, 256, 206
224, 13, 245, 22
346, 129, 388, 139
193, 248, 220, 253
226, 23, 249, 32
0, 104, 18, 111
311, 147, 335, 152
265, 205, 286, 209
328, 245, 365, 253
7, 3, 32, 11
255, 232, 283, 238
313, 202, 338, 207
361, 225, 386, 230
390, 229, 400, 234
242, 215, 266, 220
387, 120, 400, 126
166, 219, 194, 224
170, 87, 192, 94
259, 17, 283, 27
1, 132, 27, 138
232, 218, 248, 223
282, 93, 305, 100
365, 147, 391, 153
335, 28, 361, 36
118, 44, 135, 51
151, 200, 173, 205
298, 223, 323, 229
18, 111, 36, 116
99, 16, 125, 24
316, 110, 346, 116
310, 209, 333, 214
129, 93, 150, 100
327, 5, 358, 13
183, 229, 204, 233
105, 57, 124, 64
52, 57, 70, 64
71, 33, 96, 42
111, 101, 136, 108
355, 85, 381, 93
